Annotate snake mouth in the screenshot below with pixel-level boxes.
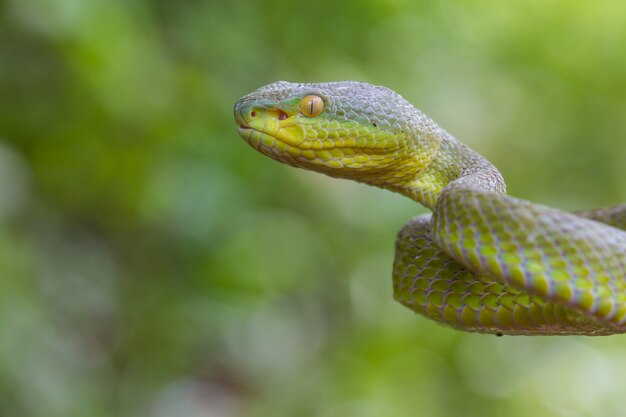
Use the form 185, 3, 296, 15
238, 125, 297, 151
238, 124, 394, 155
235, 102, 396, 154
237, 125, 399, 175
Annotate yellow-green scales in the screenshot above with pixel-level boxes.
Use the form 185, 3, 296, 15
235, 81, 626, 335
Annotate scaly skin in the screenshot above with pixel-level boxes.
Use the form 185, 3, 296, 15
234, 81, 626, 335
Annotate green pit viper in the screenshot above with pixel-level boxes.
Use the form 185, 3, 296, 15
234, 81, 626, 336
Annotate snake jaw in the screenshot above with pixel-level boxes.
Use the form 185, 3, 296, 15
238, 122, 405, 178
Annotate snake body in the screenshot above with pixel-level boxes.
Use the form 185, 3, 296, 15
234, 81, 626, 335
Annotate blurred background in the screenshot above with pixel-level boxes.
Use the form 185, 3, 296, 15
1, 0, 626, 416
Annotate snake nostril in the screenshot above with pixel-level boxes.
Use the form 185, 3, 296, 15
278, 110, 287, 120
251, 111, 257, 118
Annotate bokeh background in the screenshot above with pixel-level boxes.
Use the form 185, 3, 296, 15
1, 0, 626, 416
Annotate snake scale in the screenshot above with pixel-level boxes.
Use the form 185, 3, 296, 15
234, 81, 626, 335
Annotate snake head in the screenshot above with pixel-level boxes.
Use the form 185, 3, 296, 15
234, 81, 441, 187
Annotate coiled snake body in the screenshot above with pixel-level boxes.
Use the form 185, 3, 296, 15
234, 81, 626, 335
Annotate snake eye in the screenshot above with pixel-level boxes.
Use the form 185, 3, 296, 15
299, 95, 324, 117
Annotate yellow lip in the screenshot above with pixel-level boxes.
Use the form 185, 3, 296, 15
238, 126, 394, 157
238, 125, 279, 150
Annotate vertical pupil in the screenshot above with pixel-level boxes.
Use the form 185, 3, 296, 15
309, 100, 314, 114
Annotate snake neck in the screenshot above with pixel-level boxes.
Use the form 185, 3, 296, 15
400, 133, 506, 210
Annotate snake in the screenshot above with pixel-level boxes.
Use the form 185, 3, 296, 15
234, 81, 626, 335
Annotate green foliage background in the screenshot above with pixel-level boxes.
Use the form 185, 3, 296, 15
1, 0, 626, 416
